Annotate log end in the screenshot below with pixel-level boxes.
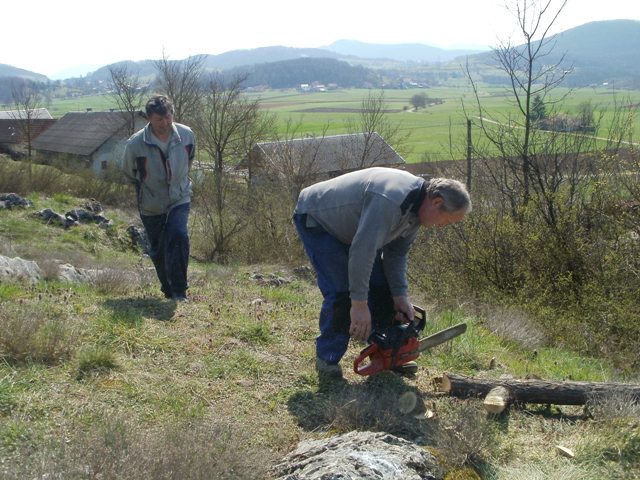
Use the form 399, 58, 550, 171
440, 374, 452, 393
483, 386, 511, 414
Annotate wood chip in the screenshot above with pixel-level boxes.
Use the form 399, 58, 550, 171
555, 445, 575, 458
397, 391, 417, 414
414, 409, 435, 420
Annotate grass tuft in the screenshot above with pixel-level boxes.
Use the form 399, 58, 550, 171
0, 302, 76, 364
76, 345, 118, 378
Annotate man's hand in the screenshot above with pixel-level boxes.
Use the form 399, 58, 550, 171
349, 300, 372, 341
393, 295, 414, 322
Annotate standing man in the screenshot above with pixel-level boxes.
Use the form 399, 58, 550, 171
293, 167, 471, 379
122, 95, 196, 302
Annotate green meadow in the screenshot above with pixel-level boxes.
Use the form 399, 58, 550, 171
49, 85, 640, 163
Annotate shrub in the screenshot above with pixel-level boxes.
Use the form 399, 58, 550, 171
409, 158, 640, 371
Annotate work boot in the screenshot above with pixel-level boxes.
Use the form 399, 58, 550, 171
315, 357, 343, 379
392, 361, 418, 377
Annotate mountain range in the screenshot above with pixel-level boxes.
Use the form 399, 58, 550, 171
1, 19, 639, 88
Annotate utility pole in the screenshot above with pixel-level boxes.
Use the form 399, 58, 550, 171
466, 119, 472, 192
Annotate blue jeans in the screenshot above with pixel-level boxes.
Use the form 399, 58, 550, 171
294, 213, 394, 365
141, 203, 190, 298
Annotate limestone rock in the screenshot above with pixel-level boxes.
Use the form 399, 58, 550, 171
0, 254, 42, 283
273, 430, 441, 480
0, 193, 32, 209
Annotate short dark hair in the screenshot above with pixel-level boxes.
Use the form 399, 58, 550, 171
145, 95, 174, 117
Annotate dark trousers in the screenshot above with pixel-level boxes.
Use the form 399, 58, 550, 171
141, 203, 190, 298
293, 213, 394, 364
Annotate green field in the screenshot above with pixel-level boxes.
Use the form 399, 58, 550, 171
48, 85, 640, 163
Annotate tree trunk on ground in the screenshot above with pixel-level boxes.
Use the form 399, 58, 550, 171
440, 373, 640, 411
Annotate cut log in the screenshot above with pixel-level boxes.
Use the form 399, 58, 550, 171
483, 386, 511, 414
441, 373, 640, 406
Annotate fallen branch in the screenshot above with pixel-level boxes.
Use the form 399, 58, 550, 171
440, 373, 640, 409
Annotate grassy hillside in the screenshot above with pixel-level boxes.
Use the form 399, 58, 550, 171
0, 159, 638, 479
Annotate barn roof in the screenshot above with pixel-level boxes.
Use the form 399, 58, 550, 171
32, 111, 130, 156
0, 118, 56, 144
248, 132, 404, 174
0, 108, 53, 120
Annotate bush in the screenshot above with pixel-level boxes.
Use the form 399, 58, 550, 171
0, 157, 135, 208
409, 157, 640, 371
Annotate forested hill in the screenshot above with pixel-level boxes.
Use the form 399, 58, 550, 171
0, 64, 48, 82
223, 57, 380, 89
552, 19, 640, 87
471, 19, 640, 88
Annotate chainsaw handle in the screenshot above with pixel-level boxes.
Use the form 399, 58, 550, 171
353, 343, 387, 376
399, 304, 426, 330
412, 305, 426, 331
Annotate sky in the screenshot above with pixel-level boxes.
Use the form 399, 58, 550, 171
3, 0, 640, 79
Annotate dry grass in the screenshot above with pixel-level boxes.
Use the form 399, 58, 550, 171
2, 415, 274, 480
477, 305, 547, 349
88, 267, 156, 295
0, 301, 77, 364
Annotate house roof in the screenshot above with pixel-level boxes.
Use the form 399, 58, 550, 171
0, 108, 53, 120
32, 111, 131, 156
248, 132, 404, 174
0, 118, 56, 144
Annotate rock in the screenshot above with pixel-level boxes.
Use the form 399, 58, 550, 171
293, 265, 315, 281
127, 226, 150, 253
33, 208, 71, 227
0, 193, 32, 209
64, 208, 111, 227
250, 272, 291, 287
83, 199, 103, 213
56, 263, 96, 283
0, 254, 42, 283
33, 206, 112, 228
272, 431, 441, 480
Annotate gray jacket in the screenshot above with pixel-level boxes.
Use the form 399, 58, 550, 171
122, 122, 196, 216
295, 167, 426, 301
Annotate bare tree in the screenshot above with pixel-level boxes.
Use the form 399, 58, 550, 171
191, 74, 273, 260
344, 89, 411, 168
465, 0, 571, 212
239, 117, 327, 263
108, 63, 148, 135
154, 52, 205, 125
258, 118, 331, 202
10, 79, 48, 181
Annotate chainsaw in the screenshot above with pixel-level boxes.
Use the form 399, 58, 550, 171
353, 305, 467, 376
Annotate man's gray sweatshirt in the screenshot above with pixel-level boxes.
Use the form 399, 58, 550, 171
295, 167, 426, 302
